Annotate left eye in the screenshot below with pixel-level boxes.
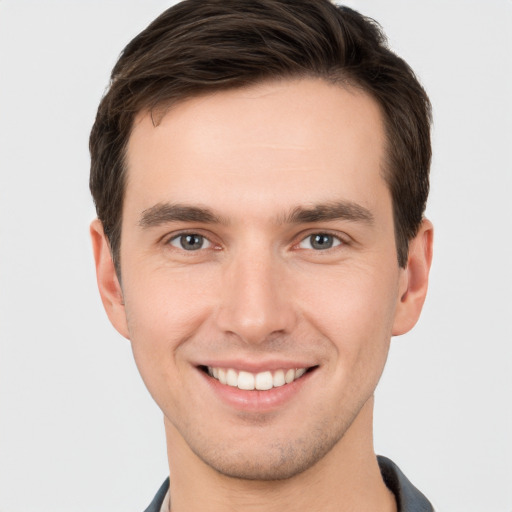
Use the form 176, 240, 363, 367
298, 233, 342, 250
168, 234, 212, 251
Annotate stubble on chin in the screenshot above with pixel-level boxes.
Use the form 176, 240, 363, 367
176, 399, 369, 482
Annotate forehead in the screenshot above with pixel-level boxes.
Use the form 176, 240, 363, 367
124, 78, 388, 218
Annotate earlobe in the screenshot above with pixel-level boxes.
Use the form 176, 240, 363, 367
90, 219, 130, 339
392, 219, 434, 336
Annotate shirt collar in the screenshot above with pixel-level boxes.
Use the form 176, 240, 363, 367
144, 456, 434, 512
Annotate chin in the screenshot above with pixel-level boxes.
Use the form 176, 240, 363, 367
190, 426, 341, 481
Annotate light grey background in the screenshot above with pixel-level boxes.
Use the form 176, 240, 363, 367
0, 1, 510, 511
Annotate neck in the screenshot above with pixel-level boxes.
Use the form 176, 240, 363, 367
164, 397, 396, 512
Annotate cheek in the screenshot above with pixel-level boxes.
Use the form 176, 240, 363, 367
296, 264, 400, 363
121, 267, 216, 384
123, 261, 216, 334
121, 290, 208, 422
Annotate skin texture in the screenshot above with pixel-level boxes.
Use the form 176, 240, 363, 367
91, 78, 433, 512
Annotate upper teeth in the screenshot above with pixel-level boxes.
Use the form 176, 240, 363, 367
208, 367, 307, 390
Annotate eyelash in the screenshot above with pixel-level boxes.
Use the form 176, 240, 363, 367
295, 232, 346, 251
164, 230, 348, 253
166, 232, 216, 251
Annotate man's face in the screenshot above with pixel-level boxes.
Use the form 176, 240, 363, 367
103, 79, 415, 479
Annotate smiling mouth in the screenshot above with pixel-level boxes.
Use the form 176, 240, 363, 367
199, 366, 316, 391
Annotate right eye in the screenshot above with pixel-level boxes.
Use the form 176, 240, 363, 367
297, 233, 343, 251
168, 233, 212, 251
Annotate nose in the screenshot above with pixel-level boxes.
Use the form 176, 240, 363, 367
214, 249, 297, 345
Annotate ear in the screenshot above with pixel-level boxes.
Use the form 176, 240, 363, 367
392, 219, 434, 336
90, 219, 130, 339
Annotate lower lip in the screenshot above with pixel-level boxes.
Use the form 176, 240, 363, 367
198, 368, 315, 412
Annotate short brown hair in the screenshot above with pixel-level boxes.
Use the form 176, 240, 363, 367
90, 0, 432, 273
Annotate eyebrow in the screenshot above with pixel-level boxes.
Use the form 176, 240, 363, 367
138, 200, 374, 229
281, 201, 374, 225
139, 203, 225, 228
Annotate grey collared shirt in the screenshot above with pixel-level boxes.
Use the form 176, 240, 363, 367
143, 455, 434, 512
